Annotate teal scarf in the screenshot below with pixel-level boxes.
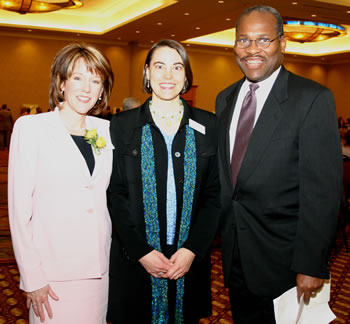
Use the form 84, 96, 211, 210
141, 123, 196, 323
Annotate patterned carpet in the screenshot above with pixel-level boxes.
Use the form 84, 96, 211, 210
1, 149, 350, 323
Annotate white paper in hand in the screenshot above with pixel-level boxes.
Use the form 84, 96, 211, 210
273, 280, 336, 324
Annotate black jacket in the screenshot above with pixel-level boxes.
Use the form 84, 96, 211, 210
107, 97, 220, 322
216, 66, 343, 297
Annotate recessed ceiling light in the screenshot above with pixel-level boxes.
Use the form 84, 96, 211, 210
226, 18, 231, 21
136, 30, 140, 33
150, 40, 154, 43
218, 0, 224, 3
117, 37, 121, 40
321, 57, 325, 60
292, 2, 298, 4
347, 10, 350, 13
196, 27, 200, 30
76, 33, 80, 36
311, 14, 316, 17
225, 48, 228, 50
171, 34, 175, 37
184, 12, 190, 15
157, 22, 163, 25
186, 44, 190, 46
28, 29, 32, 32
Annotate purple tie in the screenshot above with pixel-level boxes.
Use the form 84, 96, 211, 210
231, 83, 259, 186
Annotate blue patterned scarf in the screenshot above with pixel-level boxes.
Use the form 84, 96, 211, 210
141, 123, 196, 324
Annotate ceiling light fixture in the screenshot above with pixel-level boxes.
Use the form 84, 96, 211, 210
284, 20, 347, 43
0, 0, 83, 14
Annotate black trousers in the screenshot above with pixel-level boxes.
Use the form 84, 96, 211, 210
228, 237, 276, 324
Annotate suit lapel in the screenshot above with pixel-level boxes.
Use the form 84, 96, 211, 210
218, 79, 244, 190
85, 116, 113, 180
49, 109, 94, 180
47, 109, 112, 181
235, 67, 289, 189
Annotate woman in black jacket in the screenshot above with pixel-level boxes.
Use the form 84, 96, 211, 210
107, 39, 220, 324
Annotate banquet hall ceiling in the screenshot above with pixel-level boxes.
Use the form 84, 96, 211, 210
1, 0, 350, 63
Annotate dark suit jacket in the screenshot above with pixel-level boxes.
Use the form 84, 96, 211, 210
216, 66, 343, 297
107, 98, 220, 322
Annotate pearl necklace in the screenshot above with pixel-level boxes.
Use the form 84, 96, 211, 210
149, 100, 184, 128
64, 124, 86, 136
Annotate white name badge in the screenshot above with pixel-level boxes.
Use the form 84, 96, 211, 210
189, 119, 206, 135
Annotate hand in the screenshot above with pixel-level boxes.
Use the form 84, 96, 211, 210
296, 274, 324, 304
165, 248, 195, 280
26, 284, 59, 322
138, 250, 173, 278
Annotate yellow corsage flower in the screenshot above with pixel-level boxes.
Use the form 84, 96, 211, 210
84, 128, 106, 155
96, 136, 106, 149
85, 129, 97, 140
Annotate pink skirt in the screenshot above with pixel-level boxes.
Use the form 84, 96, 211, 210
29, 273, 108, 324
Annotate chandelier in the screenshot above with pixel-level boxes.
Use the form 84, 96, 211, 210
0, 0, 83, 14
284, 20, 347, 43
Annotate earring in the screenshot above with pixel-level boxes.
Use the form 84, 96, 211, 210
61, 89, 64, 95
98, 96, 102, 101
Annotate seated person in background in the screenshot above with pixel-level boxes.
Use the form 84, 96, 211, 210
0, 104, 13, 150
122, 97, 141, 111
338, 116, 347, 130
342, 129, 350, 159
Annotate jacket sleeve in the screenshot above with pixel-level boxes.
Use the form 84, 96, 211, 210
8, 117, 48, 292
291, 87, 343, 278
107, 116, 153, 262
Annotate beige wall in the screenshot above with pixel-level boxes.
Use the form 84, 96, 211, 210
0, 34, 349, 119
326, 63, 350, 120
0, 35, 130, 118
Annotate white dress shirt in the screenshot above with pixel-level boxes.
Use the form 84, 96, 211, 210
229, 67, 281, 161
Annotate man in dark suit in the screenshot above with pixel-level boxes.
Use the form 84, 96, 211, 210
216, 5, 343, 323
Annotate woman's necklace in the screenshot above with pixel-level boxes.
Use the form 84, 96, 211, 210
64, 124, 86, 136
149, 100, 184, 128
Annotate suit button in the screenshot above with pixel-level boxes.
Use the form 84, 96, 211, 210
132, 149, 138, 156
175, 152, 181, 158
232, 194, 239, 201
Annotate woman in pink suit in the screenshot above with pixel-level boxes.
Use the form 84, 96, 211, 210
8, 43, 114, 324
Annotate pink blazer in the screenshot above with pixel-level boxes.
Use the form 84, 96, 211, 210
8, 108, 113, 292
